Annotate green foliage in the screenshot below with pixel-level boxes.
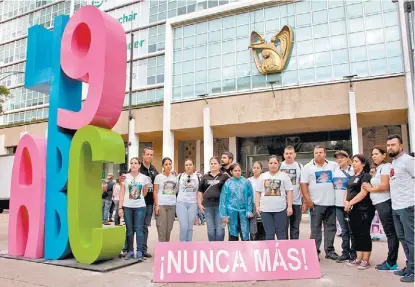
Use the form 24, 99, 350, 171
0, 85, 11, 114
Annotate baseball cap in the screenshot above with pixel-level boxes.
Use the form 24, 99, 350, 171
334, 150, 349, 158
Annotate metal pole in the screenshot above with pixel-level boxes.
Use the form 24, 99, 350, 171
127, 15, 134, 168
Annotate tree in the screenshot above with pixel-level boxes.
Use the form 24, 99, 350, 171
0, 85, 11, 114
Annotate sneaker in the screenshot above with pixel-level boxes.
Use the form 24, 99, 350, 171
375, 261, 399, 272
136, 252, 144, 262
394, 267, 408, 276
143, 252, 152, 258
358, 260, 371, 270
325, 252, 339, 261
104, 221, 111, 225
347, 259, 362, 267
336, 253, 350, 263
400, 273, 414, 283
124, 251, 135, 260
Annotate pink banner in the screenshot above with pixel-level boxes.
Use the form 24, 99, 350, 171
153, 240, 320, 283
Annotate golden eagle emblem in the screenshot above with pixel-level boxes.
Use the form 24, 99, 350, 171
248, 25, 293, 75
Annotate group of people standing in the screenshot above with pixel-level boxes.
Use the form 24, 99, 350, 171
101, 135, 414, 283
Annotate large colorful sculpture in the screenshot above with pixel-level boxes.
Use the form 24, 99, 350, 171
8, 5, 127, 264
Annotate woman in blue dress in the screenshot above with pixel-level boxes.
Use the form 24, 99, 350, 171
219, 163, 254, 241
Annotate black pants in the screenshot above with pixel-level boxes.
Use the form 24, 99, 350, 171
375, 200, 399, 265
310, 205, 336, 254
349, 208, 375, 252
285, 204, 302, 239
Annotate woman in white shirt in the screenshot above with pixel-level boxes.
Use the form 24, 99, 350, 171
154, 157, 177, 242
362, 145, 399, 272
118, 158, 149, 261
255, 156, 293, 240
176, 159, 199, 242
248, 162, 263, 240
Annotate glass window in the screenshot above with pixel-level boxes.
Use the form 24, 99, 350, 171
312, 1, 327, 10
286, 56, 297, 70
208, 43, 221, 56
236, 13, 249, 25
195, 58, 207, 71
223, 27, 236, 40
183, 48, 195, 61
237, 76, 250, 90
330, 20, 346, 36
236, 38, 248, 51
296, 26, 312, 41
209, 30, 221, 43
388, 56, 403, 73
223, 15, 235, 28
236, 50, 250, 64
350, 46, 367, 62
296, 13, 311, 26
367, 44, 386, 60
252, 75, 266, 89
209, 55, 221, 68
366, 29, 384, 45
346, 3, 363, 18
314, 37, 330, 52
383, 11, 399, 27
183, 25, 196, 36
174, 50, 182, 62
351, 61, 369, 77
237, 63, 250, 77
196, 33, 207, 46
182, 85, 195, 99
329, 7, 345, 21
296, 40, 313, 55
182, 72, 195, 85
364, 1, 382, 14
347, 18, 364, 33
333, 63, 350, 80
183, 36, 195, 48
314, 23, 329, 38
197, 22, 208, 33
223, 65, 235, 79
281, 16, 295, 27
209, 18, 222, 31
365, 14, 383, 30
196, 45, 207, 58
223, 79, 236, 92
223, 40, 235, 54
280, 4, 295, 16
208, 80, 222, 94
282, 70, 298, 86
332, 49, 349, 64
299, 68, 315, 84
195, 70, 207, 83
195, 82, 207, 96
370, 58, 387, 75
298, 54, 314, 69
382, 0, 398, 12
384, 26, 400, 42
183, 60, 194, 73
315, 51, 331, 66
386, 41, 401, 57
348, 32, 366, 47
266, 18, 279, 32
331, 35, 347, 50
316, 66, 332, 82
237, 25, 249, 38
313, 10, 328, 24
296, 1, 310, 13
222, 52, 236, 66
265, 6, 279, 20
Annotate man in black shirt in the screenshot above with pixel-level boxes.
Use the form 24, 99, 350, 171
220, 151, 234, 176
140, 147, 158, 258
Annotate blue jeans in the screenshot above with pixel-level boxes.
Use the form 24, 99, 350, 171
261, 210, 287, 240
123, 206, 146, 253
102, 199, 111, 223
176, 202, 198, 242
204, 206, 225, 241
393, 206, 414, 273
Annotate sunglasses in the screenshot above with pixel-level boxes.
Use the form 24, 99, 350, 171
187, 175, 191, 183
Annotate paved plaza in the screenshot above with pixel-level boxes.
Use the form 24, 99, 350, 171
0, 212, 407, 287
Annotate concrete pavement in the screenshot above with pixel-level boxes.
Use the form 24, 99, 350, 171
0, 212, 407, 287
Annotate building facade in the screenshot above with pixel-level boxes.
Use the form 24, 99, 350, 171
0, 0, 413, 175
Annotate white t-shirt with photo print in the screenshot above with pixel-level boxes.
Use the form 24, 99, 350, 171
176, 173, 199, 204
301, 160, 337, 206
333, 166, 354, 207
155, 173, 178, 206
258, 171, 293, 213
279, 161, 302, 205
123, 173, 150, 208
